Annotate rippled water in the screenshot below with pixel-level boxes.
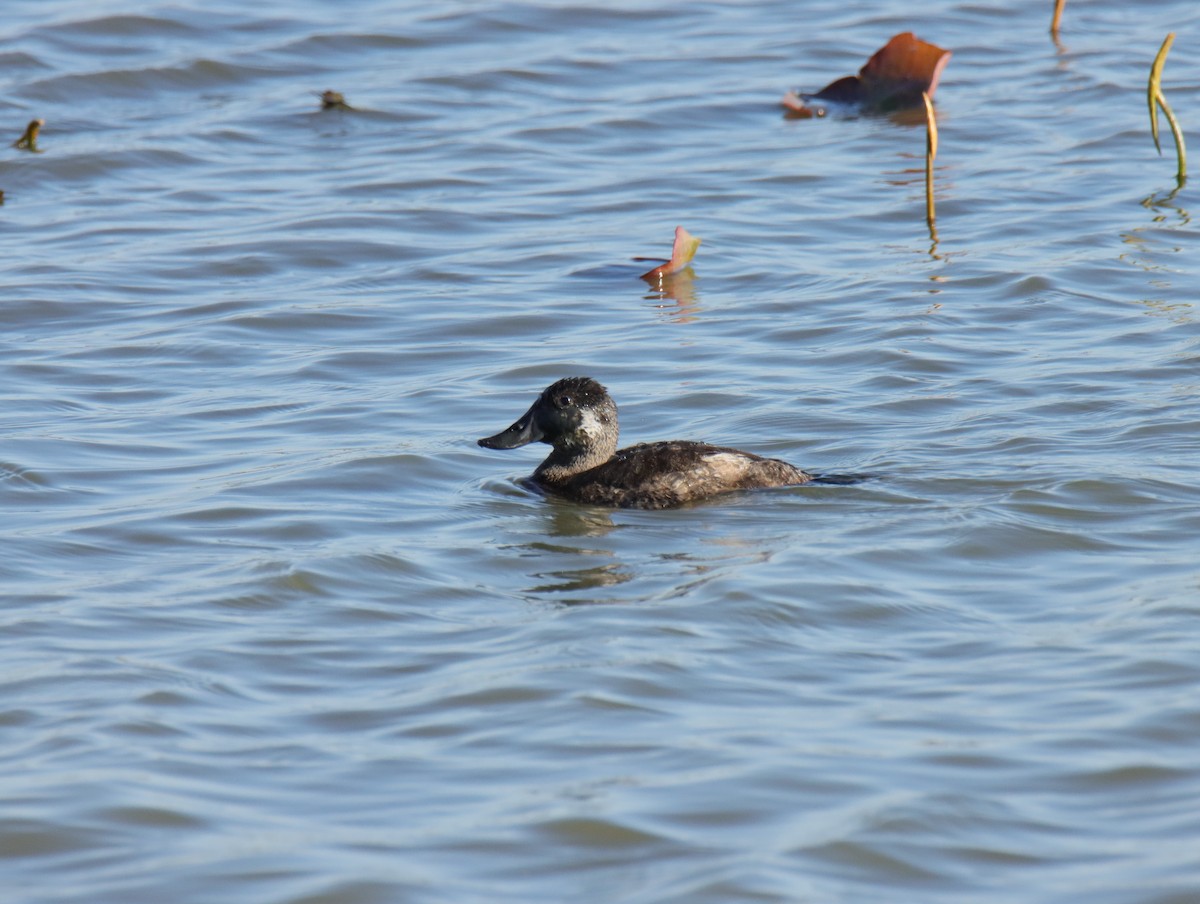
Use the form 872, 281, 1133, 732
4, 1, 1200, 902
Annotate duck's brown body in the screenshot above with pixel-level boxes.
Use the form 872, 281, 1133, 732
479, 377, 811, 510
540, 440, 809, 509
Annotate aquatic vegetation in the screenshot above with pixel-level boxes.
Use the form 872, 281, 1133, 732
1051, 0, 1066, 38
12, 118, 43, 151
782, 33, 951, 119
319, 90, 352, 110
638, 226, 701, 282
923, 91, 938, 234
1148, 33, 1186, 185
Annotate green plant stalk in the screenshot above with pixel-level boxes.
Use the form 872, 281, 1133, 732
1148, 33, 1186, 183
1148, 33, 1174, 154
1156, 88, 1187, 183
923, 92, 938, 229
1051, 0, 1066, 37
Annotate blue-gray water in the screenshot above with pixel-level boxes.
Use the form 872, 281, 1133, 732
3, 1, 1199, 902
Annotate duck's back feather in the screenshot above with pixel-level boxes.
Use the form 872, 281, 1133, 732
539, 441, 811, 509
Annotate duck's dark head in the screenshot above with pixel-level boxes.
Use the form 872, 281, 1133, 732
478, 377, 619, 462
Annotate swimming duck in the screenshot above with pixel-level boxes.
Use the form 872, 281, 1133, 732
478, 377, 812, 509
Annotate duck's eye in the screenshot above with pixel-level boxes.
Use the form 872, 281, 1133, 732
557, 394, 572, 408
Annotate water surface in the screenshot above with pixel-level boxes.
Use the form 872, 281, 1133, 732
3, 1, 1200, 902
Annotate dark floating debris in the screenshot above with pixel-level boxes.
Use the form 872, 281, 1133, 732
13, 117, 44, 151
319, 90, 353, 111
782, 33, 951, 119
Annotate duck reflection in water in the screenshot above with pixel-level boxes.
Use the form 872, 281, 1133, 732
519, 503, 776, 602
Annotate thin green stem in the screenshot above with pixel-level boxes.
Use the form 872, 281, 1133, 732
1148, 33, 1174, 155
1156, 88, 1187, 184
923, 92, 938, 233
1148, 33, 1186, 184
1050, 0, 1066, 37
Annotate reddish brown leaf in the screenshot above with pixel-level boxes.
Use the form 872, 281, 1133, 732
783, 33, 951, 117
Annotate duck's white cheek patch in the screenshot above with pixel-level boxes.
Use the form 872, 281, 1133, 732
578, 409, 606, 438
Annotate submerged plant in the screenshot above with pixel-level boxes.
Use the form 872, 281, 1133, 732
782, 32, 951, 119
319, 90, 353, 111
1148, 33, 1186, 185
12, 118, 43, 151
923, 91, 938, 235
1050, 0, 1067, 39
639, 226, 702, 282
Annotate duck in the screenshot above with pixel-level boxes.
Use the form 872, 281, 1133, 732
478, 377, 812, 509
